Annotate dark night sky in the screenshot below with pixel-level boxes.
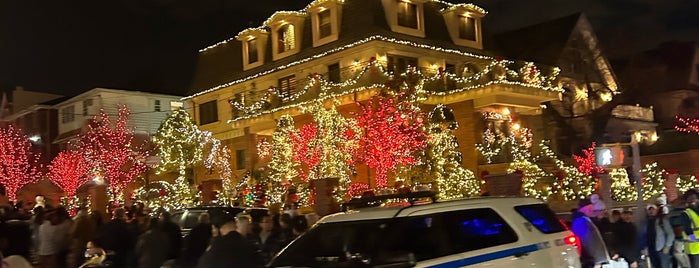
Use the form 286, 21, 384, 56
0, 0, 697, 98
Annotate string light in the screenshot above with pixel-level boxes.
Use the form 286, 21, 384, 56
573, 142, 604, 176
266, 115, 299, 203
676, 115, 699, 134
0, 125, 42, 200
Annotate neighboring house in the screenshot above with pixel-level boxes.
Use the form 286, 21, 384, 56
183, 0, 618, 192
613, 41, 699, 174
53, 88, 184, 149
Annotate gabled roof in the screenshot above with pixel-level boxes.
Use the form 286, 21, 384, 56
188, 0, 493, 96
493, 13, 582, 66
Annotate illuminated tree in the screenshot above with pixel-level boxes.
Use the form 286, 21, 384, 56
0, 125, 42, 200
291, 102, 361, 200
356, 96, 426, 188
421, 105, 480, 200
47, 151, 90, 198
77, 106, 147, 202
201, 131, 233, 204
574, 142, 604, 176
153, 108, 204, 202
266, 115, 299, 203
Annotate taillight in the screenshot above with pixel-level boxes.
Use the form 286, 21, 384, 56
564, 234, 581, 255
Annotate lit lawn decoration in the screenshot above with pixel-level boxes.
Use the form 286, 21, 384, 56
0, 125, 42, 200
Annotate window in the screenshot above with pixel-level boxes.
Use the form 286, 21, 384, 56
328, 63, 341, 83
515, 204, 567, 234
386, 54, 418, 74
318, 9, 332, 38
82, 99, 92, 116
459, 16, 476, 41
247, 38, 258, 64
443, 209, 518, 253
236, 149, 246, 170
154, 100, 161, 112
61, 106, 75, 123
277, 24, 296, 53
278, 75, 297, 97
397, 1, 418, 29
199, 100, 218, 125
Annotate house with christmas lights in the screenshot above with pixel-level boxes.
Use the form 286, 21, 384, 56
182, 0, 645, 207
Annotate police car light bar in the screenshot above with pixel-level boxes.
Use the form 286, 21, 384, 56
341, 191, 438, 211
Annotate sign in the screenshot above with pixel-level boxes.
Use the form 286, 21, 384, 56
594, 146, 630, 167
146, 156, 161, 168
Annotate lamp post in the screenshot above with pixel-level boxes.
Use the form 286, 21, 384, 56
631, 130, 658, 223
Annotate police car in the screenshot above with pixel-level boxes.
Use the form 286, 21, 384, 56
268, 192, 581, 267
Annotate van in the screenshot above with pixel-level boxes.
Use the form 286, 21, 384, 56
268, 193, 580, 267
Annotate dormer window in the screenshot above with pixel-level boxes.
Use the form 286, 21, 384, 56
247, 39, 258, 64
442, 4, 487, 49
381, 0, 427, 37
397, 1, 418, 29
459, 16, 476, 41
307, 0, 343, 47
266, 12, 305, 60
277, 24, 296, 53
236, 27, 268, 70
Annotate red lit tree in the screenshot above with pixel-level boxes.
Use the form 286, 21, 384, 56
356, 96, 426, 188
76, 106, 147, 201
0, 125, 42, 200
290, 124, 322, 181
47, 151, 91, 198
574, 142, 604, 176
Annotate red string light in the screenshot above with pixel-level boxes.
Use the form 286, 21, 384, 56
676, 115, 699, 134
573, 142, 604, 176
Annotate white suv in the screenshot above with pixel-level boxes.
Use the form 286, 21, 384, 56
269, 193, 581, 267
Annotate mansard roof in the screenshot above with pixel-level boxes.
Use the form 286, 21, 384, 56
188, 0, 491, 95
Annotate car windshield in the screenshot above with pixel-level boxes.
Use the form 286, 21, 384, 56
270, 208, 517, 267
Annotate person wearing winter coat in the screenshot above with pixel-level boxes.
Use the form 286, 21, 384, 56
136, 218, 169, 268
571, 199, 611, 268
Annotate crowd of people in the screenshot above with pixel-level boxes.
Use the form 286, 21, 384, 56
0, 200, 316, 268
571, 189, 699, 268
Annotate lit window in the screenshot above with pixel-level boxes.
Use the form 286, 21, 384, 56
154, 100, 161, 112
61, 106, 75, 123
318, 9, 332, 38
277, 24, 296, 53
278, 75, 297, 98
247, 38, 258, 64
459, 16, 476, 41
199, 100, 218, 125
397, 1, 418, 29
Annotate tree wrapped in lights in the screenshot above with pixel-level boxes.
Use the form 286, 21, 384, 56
610, 168, 636, 201
574, 142, 605, 176
290, 102, 361, 201
640, 162, 665, 200
201, 131, 233, 204
153, 108, 204, 203
422, 105, 480, 200
266, 115, 299, 203
77, 106, 147, 202
47, 151, 90, 198
356, 96, 426, 188
0, 125, 42, 200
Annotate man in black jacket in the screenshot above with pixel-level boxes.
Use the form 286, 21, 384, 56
196, 213, 262, 268
159, 211, 182, 261
95, 208, 135, 268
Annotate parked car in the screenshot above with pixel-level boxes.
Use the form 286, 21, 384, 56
269, 193, 581, 267
170, 206, 268, 235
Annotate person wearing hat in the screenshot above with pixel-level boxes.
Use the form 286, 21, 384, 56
646, 195, 675, 268
196, 213, 263, 268
571, 198, 611, 268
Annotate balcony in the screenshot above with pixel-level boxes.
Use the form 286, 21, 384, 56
229, 58, 562, 128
